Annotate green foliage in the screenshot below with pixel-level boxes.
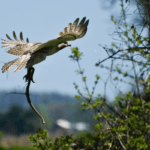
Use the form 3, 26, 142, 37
28, 0, 150, 149
69, 47, 83, 61
29, 128, 74, 150
82, 76, 86, 82
0, 145, 6, 150
29, 128, 53, 150
6, 145, 39, 150
0, 145, 40, 150
75, 95, 80, 100
29, 128, 100, 150
73, 131, 98, 146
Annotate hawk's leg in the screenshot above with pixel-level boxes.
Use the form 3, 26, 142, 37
23, 67, 35, 83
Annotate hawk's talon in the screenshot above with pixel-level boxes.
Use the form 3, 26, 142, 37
23, 67, 35, 83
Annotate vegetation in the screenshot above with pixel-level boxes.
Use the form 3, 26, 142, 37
0, 0, 150, 149
0, 145, 39, 150
29, 0, 150, 149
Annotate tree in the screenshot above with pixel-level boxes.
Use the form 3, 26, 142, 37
100, 0, 150, 36
29, 0, 150, 149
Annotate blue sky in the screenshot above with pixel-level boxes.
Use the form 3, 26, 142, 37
0, 0, 125, 101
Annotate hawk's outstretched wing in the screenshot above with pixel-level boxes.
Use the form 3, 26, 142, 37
33, 17, 89, 52
1, 17, 89, 55
1, 31, 41, 56
57, 17, 89, 40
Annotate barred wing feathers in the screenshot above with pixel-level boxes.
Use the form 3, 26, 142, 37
34, 17, 89, 51
1, 31, 41, 56
57, 17, 89, 40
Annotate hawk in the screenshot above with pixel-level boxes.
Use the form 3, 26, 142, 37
1, 17, 89, 82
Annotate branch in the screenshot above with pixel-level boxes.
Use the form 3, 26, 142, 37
25, 67, 45, 124
97, 46, 150, 66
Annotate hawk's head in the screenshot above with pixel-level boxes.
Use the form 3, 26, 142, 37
57, 42, 71, 50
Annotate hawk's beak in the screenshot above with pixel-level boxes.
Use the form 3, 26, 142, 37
68, 43, 71, 46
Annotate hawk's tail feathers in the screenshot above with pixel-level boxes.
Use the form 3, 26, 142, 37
2, 57, 20, 73
2, 54, 30, 73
